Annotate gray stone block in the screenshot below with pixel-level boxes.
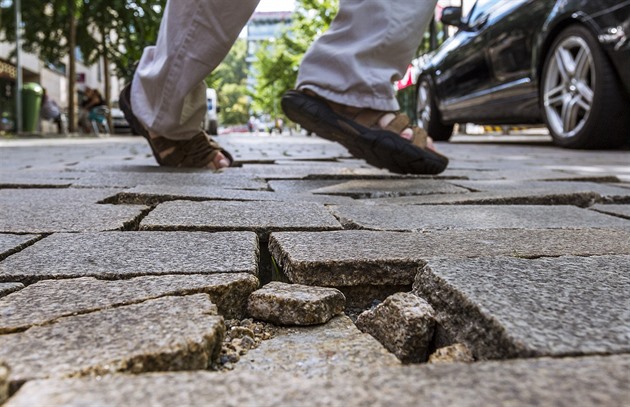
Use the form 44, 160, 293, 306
591, 204, 630, 219
332, 205, 630, 231
0, 274, 257, 332
141, 201, 342, 235
6, 356, 629, 406
0, 189, 146, 233
269, 229, 630, 287
233, 315, 400, 377
0, 235, 40, 260
0, 232, 258, 283
247, 282, 345, 325
0, 362, 8, 405
0, 294, 224, 387
311, 179, 469, 198
413, 255, 630, 359
356, 292, 436, 363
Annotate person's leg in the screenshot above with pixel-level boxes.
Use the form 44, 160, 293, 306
284, 0, 447, 175
121, 0, 259, 168
297, 0, 437, 112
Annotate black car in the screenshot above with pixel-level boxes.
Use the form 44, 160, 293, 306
416, 0, 630, 148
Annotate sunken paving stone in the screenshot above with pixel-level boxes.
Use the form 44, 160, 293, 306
6, 356, 630, 406
0, 283, 23, 298
355, 292, 436, 363
310, 179, 469, 199
0, 274, 258, 333
331, 204, 630, 231
269, 229, 630, 287
117, 185, 355, 205
0, 234, 40, 260
413, 255, 630, 360
140, 201, 342, 235
0, 294, 225, 388
233, 315, 400, 377
0, 232, 258, 284
590, 204, 630, 219
247, 282, 345, 326
0, 189, 146, 233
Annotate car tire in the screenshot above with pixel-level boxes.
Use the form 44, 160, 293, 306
416, 77, 454, 141
541, 25, 630, 149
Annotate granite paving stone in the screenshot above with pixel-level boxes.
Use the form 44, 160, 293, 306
233, 315, 400, 377
117, 185, 355, 205
223, 164, 392, 180
6, 356, 629, 406
428, 343, 474, 364
0, 274, 258, 333
0, 294, 225, 387
0, 234, 40, 260
413, 255, 630, 359
247, 282, 345, 325
268, 179, 351, 193
0, 283, 23, 298
590, 204, 630, 219
0, 362, 8, 404
140, 201, 342, 235
0, 232, 258, 283
331, 204, 630, 231
269, 229, 630, 287
0, 189, 146, 233
449, 180, 630, 201
356, 292, 436, 363
311, 179, 469, 199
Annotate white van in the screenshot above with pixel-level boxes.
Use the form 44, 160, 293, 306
202, 88, 219, 135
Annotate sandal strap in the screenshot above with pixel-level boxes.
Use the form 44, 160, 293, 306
410, 126, 429, 149
383, 113, 410, 134
151, 132, 231, 168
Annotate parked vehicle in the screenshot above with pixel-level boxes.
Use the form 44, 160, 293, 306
416, 0, 630, 149
110, 102, 132, 134
202, 88, 219, 135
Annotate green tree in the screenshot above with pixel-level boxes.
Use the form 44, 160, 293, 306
206, 38, 250, 125
252, 0, 338, 119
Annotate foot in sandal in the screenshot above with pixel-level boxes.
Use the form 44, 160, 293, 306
119, 84, 232, 170
281, 89, 448, 175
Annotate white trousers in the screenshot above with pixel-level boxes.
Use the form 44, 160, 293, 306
132, 0, 438, 140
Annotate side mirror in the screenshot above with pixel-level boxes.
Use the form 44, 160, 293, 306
441, 7, 463, 27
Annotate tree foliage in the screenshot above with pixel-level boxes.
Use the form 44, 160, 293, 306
252, 0, 338, 119
206, 38, 250, 125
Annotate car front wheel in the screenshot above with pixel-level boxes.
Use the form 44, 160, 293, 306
416, 78, 454, 141
541, 25, 630, 149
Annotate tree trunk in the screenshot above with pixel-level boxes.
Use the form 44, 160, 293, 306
101, 27, 112, 133
67, 2, 77, 133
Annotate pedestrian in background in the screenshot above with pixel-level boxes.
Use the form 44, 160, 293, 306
120, 0, 448, 175
40, 88, 63, 134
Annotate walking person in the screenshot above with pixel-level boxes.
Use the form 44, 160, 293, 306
120, 0, 448, 174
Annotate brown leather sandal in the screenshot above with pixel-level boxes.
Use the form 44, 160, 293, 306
119, 84, 233, 169
281, 90, 448, 175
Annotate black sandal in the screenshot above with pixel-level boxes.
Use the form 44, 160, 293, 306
281, 90, 448, 175
119, 84, 233, 169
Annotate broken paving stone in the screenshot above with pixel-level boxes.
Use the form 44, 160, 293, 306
0, 361, 8, 404
0, 294, 224, 387
590, 204, 630, 220
247, 282, 345, 325
428, 344, 474, 364
7, 355, 629, 406
233, 315, 399, 377
140, 200, 342, 235
311, 179, 469, 199
331, 204, 630, 231
0, 283, 23, 298
356, 292, 436, 363
0, 234, 40, 260
413, 255, 630, 360
269, 229, 630, 287
0, 274, 258, 333
0, 232, 258, 284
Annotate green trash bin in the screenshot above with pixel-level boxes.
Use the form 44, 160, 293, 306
22, 82, 43, 132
